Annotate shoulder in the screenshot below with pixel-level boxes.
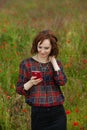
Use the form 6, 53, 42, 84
56, 59, 64, 68
20, 57, 33, 68
56, 59, 62, 65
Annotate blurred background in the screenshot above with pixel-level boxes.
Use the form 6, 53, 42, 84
0, 0, 87, 130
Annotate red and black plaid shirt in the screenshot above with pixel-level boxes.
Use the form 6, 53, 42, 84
16, 58, 67, 107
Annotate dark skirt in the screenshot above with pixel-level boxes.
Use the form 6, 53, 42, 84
31, 105, 67, 130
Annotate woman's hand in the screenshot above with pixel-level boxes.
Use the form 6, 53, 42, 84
49, 56, 56, 64
30, 76, 43, 86
24, 76, 43, 91
49, 56, 60, 71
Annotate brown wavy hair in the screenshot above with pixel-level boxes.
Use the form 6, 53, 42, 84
31, 30, 59, 57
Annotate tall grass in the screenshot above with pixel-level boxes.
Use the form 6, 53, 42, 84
0, 0, 87, 129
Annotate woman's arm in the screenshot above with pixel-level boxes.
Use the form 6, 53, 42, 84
16, 60, 42, 95
16, 60, 31, 96
49, 56, 67, 86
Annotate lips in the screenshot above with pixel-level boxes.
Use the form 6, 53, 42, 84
41, 54, 47, 57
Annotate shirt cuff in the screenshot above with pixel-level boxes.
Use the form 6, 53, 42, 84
23, 86, 29, 95
54, 70, 61, 76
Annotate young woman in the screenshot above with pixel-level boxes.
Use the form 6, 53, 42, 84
16, 30, 67, 130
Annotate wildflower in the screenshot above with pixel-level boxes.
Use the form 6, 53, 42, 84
69, 97, 73, 103
80, 126, 84, 130
4, 91, 8, 95
64, 63, 72, 69
0, 69, 2, 73
67, 40, 71, 44
22, 109, 27, 113
2, 27, 7, 33
14, 45, 17, 48
73, 121, 79, 126
16, 52, 19, 56
75, 108, 79, 113
66, 110, 71, 115
81, 36, 85, 39
23, 19, 28, 25
17, 21, 21, 25
12, 12, 17, 16
82, 59, 87, 64
85, 115, 87, 119
7, 95, 11, 100
10, 85, 15, 89
2, 41, 7, 45
77, 93, 80, 97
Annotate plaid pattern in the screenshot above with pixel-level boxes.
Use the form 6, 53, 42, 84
16, 58, 67, 107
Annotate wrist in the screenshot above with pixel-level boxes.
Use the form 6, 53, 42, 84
24, 80, 33, 91
51, 60, 60, 71
29, 80, 33, 86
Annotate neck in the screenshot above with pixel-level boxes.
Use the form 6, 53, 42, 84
37, 54, 49, 63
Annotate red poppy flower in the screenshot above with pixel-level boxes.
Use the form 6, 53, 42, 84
7, 95, 11, 100
22, 109, 27, 113
67, 40, 71, 44
75, 108, 79, 113
73, 121, 79, 126
82, 59, 87, 64
66, 110, 71, 115
85, 115, 87, 119
80, 126, 84, 130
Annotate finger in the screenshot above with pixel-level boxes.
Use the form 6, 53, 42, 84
35, 78, 43, 82
33, 79, 42, 85
31, 76, 37, 80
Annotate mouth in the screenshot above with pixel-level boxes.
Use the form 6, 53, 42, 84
41, 54, 47, 57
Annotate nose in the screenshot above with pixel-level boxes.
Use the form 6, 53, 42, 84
41, 49, 45, 53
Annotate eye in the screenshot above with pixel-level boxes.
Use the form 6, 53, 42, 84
38, 46, 42, 49
44, 47, 49, 49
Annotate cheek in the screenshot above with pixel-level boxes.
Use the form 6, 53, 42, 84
38, 49, 41, 53
37, 47, 40, 52
37, 49, 41, 52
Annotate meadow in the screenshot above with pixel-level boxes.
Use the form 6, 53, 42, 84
0, 0, 87, 129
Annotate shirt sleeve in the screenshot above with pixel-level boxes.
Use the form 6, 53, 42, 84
53, 60, 67, 86
16, 60, 30, 96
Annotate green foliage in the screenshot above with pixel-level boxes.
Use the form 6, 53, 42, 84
0, 0, 87, 129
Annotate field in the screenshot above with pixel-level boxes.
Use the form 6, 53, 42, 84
0, 0, 87, 129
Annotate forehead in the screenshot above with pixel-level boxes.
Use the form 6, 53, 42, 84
38, 39, 51, 46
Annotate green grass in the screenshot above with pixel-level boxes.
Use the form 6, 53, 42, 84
0, 0, 87, 129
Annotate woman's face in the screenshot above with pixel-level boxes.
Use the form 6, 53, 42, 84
37, 39, 52, 58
